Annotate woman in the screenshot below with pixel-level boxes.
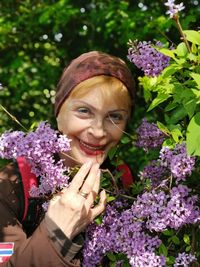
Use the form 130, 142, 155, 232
0, 51, 135, 266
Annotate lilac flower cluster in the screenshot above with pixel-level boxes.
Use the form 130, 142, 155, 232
127, 40, 170, 77
83, 185, 199, 266
159, 143, 195, 182
83, 199, 166, 267
140, 159, 168, 187
135, 118, 166, 151
165, 0, 185, 18
0, 122, 71, 196
174, 252, 196, 266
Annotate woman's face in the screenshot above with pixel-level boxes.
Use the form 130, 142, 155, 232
57, 85, 130, 167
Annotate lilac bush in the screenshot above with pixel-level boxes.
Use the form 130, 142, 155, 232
83, 0, 200, 264
1, 0, 199, 265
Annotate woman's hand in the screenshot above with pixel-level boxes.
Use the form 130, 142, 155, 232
46, 162, 106, 240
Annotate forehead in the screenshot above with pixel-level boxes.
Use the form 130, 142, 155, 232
67, 76, 131, 110
62, 86, 125, 113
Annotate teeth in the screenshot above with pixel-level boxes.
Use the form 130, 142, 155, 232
80, 140, 104, 150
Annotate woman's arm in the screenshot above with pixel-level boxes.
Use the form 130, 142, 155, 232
0, 162, 106, 266
0, 164, 80, 266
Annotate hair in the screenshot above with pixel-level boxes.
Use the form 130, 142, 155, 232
54, 51, 135, 117
67, 75, 132, 115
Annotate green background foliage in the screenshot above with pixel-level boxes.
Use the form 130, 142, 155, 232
0, 0, 199, 174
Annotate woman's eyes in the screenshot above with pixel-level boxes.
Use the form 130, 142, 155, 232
108, 113, 124, 122
75, 107, 125, 123
77, 107, 90, 114
76, 107, 92, 117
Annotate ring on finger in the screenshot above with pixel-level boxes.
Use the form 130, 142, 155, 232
79, 191, 89, 199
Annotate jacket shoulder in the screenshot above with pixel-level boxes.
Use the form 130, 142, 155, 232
0, 162, 24, 220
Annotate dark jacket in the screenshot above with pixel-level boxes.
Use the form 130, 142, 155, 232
0, 163, 82, 267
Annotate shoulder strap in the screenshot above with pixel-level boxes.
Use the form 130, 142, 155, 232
117, 163, 134, 188
16, 157, 38, 221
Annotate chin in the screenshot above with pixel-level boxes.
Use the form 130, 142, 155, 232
78, 153, 106, 166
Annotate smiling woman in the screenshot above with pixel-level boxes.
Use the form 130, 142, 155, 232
57, 75, 132, 167
0, 51, 135, 267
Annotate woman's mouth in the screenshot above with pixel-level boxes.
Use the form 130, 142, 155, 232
79, 140, 105, 156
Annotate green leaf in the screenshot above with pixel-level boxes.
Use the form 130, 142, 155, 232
166, 256, 176, 265
157, 121, 170, 135
162, 229, 174, 236
175, 42, 188, 57
183, 98, 197, 119
165, 101, 178, 112
108, 146, 118, 160
157, 47, 176, 59
185, 245, 191, 252
171, 235, 180, 245
190, 73, 200, 89
162, 138, 175, 148
147, 93, 171, 111
161, 64, 180, 78
107, 195, 116, 202
183, 30, 200, 45
183, 234, 190, 245
191, 43, 198, 54
167, 106, 187, 124
131, 182, 144, 195
106, 252, 116, 261
186, 112, 200, 155
120, 135, 131, 144
170, 128, 183, 143
159, 243, 168, 257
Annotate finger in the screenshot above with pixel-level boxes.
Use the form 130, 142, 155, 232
84, 169, 101, 205
90, 190, 107, 219
70, 161, 92, 190
80, 163, 100, 194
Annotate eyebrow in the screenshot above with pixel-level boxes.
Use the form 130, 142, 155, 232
70, 99, 128, 113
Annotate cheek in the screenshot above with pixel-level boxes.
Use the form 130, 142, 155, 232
109, 125, 125, 143
57, 115, 88, 136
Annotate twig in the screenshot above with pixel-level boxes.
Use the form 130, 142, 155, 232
0, 104, 28, 131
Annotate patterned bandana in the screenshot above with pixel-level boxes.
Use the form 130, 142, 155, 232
54, 51, 135, 116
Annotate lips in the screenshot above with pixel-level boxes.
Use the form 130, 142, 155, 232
79, 140, 105, 155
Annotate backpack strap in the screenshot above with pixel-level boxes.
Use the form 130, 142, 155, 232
16, 157, 38, 221
117, 163, 134, 188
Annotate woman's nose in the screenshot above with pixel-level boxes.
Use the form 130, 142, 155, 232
88, 118, 106, 138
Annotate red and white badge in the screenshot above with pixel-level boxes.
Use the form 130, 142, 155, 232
0, 242, 14, 263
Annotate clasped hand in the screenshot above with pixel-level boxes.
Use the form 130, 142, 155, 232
47, 162, 106, 240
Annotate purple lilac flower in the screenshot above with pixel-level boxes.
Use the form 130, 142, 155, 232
135, 118, 166, 151
131, 184, 200, 232
127, 40, 170, 77
83, 184, 200, 266
0, 122, 71, 196
140, 160, 168, 187
165, 0, 185, 18
167, 185, 200, 229
0, 131, 25, 158
83, 198, 166, 267
174, 252, 196, 266
159, 143, 195, 182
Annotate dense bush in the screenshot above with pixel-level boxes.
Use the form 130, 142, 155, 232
0, 1, 200, 266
